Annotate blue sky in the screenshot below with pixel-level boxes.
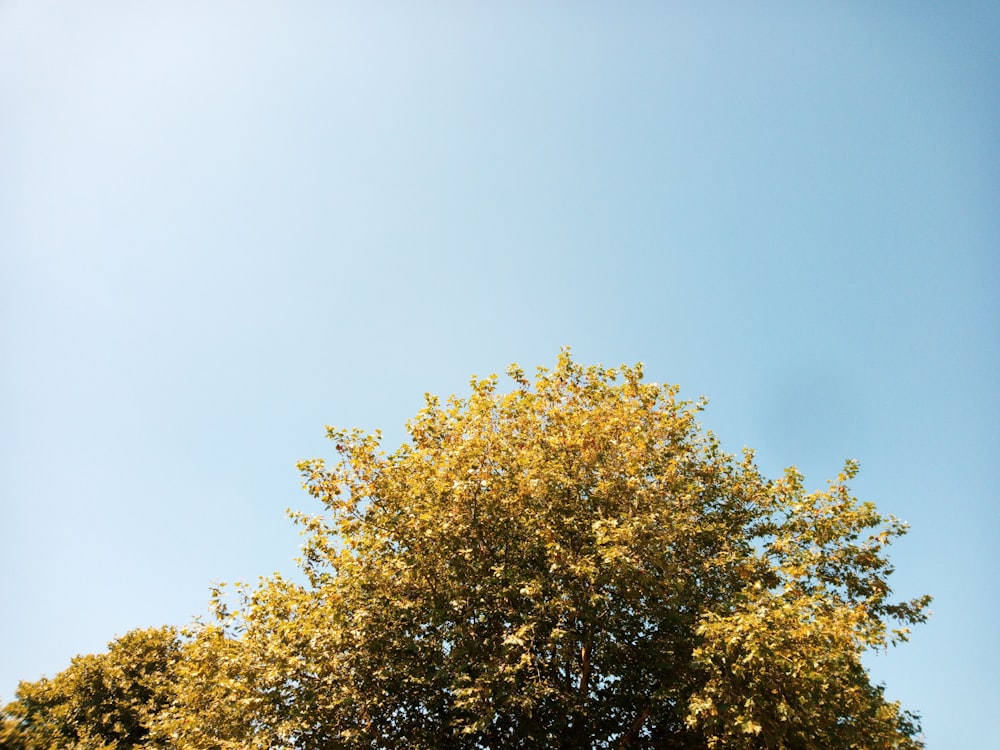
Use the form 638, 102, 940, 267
1, 2, 997, 745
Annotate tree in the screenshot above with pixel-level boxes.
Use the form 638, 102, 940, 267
1, 626, 182, 750
165, 351, 929, 749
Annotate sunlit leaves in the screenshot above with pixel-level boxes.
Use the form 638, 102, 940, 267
164, 350, 930, 748
34, 349, 928, 750
0, 627, 182, 750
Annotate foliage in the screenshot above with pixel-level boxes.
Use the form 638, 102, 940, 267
1, 626, 182, 750
161, 351, 929, 749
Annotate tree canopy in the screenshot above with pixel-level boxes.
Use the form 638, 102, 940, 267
1, 626, 181, 750
3, 352, 930, 749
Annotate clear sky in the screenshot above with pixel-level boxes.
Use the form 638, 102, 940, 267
1, 2, 996, 746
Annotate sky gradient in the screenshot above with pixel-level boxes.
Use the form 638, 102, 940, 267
2, 3, 997, 746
